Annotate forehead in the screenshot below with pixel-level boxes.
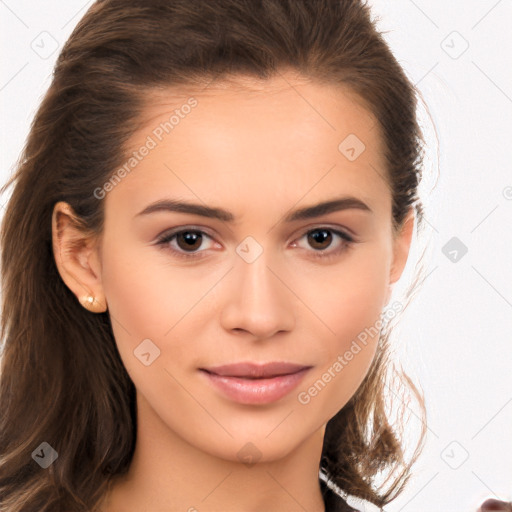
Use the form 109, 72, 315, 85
138, 73, 380, 145
109, 72, 390, 219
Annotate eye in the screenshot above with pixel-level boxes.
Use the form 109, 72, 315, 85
291, 227, 355, 261
155, 227, 216, 260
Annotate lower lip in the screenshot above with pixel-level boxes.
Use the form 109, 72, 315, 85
200, 368, 311, 405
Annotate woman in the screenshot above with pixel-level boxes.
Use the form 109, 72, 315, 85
0, 1, 435, 510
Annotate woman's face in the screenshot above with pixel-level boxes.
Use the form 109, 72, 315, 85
90, 74, 413, 462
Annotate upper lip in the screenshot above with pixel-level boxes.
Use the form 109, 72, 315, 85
200, 362, 312, 378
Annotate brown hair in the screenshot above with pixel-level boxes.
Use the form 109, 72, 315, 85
0, 0, 428, 510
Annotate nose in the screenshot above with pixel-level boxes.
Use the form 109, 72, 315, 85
219, 250, 296, 340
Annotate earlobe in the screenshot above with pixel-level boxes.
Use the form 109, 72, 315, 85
389, 209, 415, 286
51, 201, 107, 313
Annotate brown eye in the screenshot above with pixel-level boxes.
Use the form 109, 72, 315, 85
293, 227, 355, 262
175, 231, 203, 252
155, 227, 216, 260
307, 229, 333, 250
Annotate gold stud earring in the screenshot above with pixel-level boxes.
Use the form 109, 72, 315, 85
79, 294, 107, 313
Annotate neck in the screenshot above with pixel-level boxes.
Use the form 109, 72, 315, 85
99, 391, 328, 512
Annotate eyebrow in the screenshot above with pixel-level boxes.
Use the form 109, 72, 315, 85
134, 196, 372, 223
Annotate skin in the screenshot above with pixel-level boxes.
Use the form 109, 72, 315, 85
479, 500, 512, 511
52, 71, 414, 512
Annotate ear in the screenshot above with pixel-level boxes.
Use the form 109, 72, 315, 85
51, 201, 107, 313
384, 208, 415, 305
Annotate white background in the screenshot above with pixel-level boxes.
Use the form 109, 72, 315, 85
1, 1, 511, 511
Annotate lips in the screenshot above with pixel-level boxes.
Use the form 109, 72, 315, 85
200, 361, 311, 379
199, 361, 313, 404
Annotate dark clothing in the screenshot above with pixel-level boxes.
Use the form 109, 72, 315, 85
320, 477, 361, 512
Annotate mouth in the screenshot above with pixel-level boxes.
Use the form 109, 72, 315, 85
198, 362, 312, 405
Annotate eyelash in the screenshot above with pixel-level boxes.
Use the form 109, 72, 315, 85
155, 226, 356, 262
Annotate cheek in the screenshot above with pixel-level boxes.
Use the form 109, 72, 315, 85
300, 241, 390, 345
99, 241, 224, 375
294, 243, 390, 417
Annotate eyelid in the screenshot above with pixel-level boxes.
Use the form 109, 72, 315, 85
291, 222, 357, 241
